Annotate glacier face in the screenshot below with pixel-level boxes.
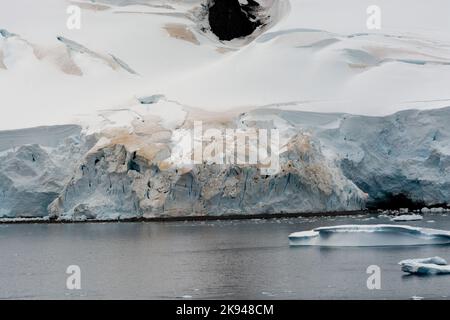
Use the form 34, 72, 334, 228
251, 107, 450, 208
0, 107, 449, 220
0, 125, 93, 218
47, 115, 366, 220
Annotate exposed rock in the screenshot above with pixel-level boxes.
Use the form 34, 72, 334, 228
208, 0, 263, 40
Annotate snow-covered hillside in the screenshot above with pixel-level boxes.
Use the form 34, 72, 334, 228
1, 0, 450, 130
0, 0, 449, 219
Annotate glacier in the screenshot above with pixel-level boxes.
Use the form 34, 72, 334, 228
0, 0, 450, 220
0, 106, 449, 220
288, 224, 450, 247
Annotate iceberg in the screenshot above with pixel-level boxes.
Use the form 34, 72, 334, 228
400, 257, 447, 266
288, 224, 450, 247
399, 257, 450, 275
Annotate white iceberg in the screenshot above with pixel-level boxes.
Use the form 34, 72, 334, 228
391, 214, 423, 222
288, 224, 450, 247
399, 257, 450, 275
400, 257, 447, 265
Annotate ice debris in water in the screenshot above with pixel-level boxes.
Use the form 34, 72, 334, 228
391, 214, 423, 222
399, 257, 450, 275
288, 224, 450, 247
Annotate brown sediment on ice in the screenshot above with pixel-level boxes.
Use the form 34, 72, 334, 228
134, 3, 175, 10
91, 117, 173, 165
348, 63, 371, 69
31, 44, 46, 60
364, 45, 450, 62
183, 106, 246, 124
0, 50, 6, 69
163, 23, 200, 45
216, 47, 236, 54
114, 11, 186, 19
55, 51, 84, 76
70, 1, 111, 11
29, 45, 84, 76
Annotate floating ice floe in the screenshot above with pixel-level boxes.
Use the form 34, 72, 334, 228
399, 257, 450, 275
288, 224, 450, 247
391, 214, 423, 222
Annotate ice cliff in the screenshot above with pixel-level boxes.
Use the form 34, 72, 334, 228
0, 125, 94, 218
251, 107, 450, 209
0, 106, 449, 220
46, 109, 366, 220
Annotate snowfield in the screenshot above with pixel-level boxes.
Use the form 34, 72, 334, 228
0, 0, 449, 220
1, 0, 450, 129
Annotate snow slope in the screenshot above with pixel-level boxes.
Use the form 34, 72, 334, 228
1, 0, 450, 130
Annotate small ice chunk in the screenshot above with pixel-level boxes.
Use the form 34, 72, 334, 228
391, 214, 423, 222
288, 230, 319, 239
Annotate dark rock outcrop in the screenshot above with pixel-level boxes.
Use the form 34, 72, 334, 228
208, 0, 263, 40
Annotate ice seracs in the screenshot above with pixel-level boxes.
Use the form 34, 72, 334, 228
288, 225, 450, 247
